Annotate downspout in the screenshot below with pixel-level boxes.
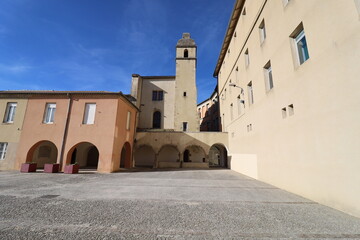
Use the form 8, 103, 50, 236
59, 93, 73, 170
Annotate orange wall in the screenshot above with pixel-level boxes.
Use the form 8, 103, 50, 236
15, 97, 69, 169
15, 95, 138, 173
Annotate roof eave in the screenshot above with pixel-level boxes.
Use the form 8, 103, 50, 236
213, 0, 245, 77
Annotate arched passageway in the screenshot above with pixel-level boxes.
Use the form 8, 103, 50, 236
183, 145, 206, 163
120, 142, 132, 168
134, 145, 155, 168
158, 145, 179, 163
26, 141, 58, 168
209, 144, 228, 168
67, 142, 99, 169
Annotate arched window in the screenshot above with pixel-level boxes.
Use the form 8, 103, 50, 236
153, 111, 161, 129
184, 49, 188, 58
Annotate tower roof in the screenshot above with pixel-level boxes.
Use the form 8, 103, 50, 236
177, 33, 196, 47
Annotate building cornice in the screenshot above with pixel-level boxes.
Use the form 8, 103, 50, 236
213, 0, 245, 77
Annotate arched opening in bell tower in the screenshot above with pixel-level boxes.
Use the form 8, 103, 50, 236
184, 49, 188, 58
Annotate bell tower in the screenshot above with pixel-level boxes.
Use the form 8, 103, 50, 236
174, 33, 199, 132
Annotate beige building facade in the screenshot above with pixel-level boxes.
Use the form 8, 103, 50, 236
197, 87, 221, 132
0, 98, 28, 170
214, 0, 360, 217
131, 33, 229, 168
131, 33, 199, 132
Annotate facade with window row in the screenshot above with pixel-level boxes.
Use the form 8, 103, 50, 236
197, 87, 221, 132
214, 0, 360, 217
0, 91, 138, 173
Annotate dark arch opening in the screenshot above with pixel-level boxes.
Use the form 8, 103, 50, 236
209, 144, 228, 168
26, 141, 58, 169
184, 149, 190, 162
120, 142, 132, 168
87, 146, 99, 167
66, 142, 99, 170
153, 111, 161, 129
184, 49, 189, 58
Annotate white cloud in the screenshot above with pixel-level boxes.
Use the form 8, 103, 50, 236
0, 63, 32, 73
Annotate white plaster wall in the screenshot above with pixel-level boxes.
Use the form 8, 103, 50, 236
217, 0, 360, 217
138, 78, 175, 129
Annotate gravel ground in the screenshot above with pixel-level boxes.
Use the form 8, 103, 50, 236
0, 169, 359, 239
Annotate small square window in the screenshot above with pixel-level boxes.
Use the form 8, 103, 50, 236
3, 102, 17, 123
43, 103, 56, 124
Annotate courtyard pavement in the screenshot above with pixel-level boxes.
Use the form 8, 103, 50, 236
0, 169, 359, 239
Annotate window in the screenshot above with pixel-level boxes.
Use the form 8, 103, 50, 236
247, 81, 254, 105
184, 49, 188, 58
126, 111, 131, 130
83, 103, 96, 124
230, 103, 234, 121
293, 29, 310, 65
242, 7, 246, 15
245, 49, 250, 67
237, 95, 243, 115
43, 103, 56, 124
288, 104, 294, 116
355, 0, 360, 16
264, 61, 274, 91
152, 91, 164, 101
3, 102, 17, 123
222, 113, 225, 129
235, 66, 239, 83
183, 122, 188, 132
282, 107, 287, 119
283, 0, 291, 6
183, 92, 187, 97
0, 142, 8, 160
206, 103, 209, 111
259, 19, 266, 44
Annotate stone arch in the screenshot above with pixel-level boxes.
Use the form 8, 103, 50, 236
209, 143, 228, 168
26, 140, 58, 168
158, 145, 180, 163
134, 145, 155, 168
66, 142, 99, 169
120, 142, 132, 168
183, 145, 206, 163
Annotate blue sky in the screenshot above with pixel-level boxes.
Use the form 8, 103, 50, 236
0, 0, 234, 103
